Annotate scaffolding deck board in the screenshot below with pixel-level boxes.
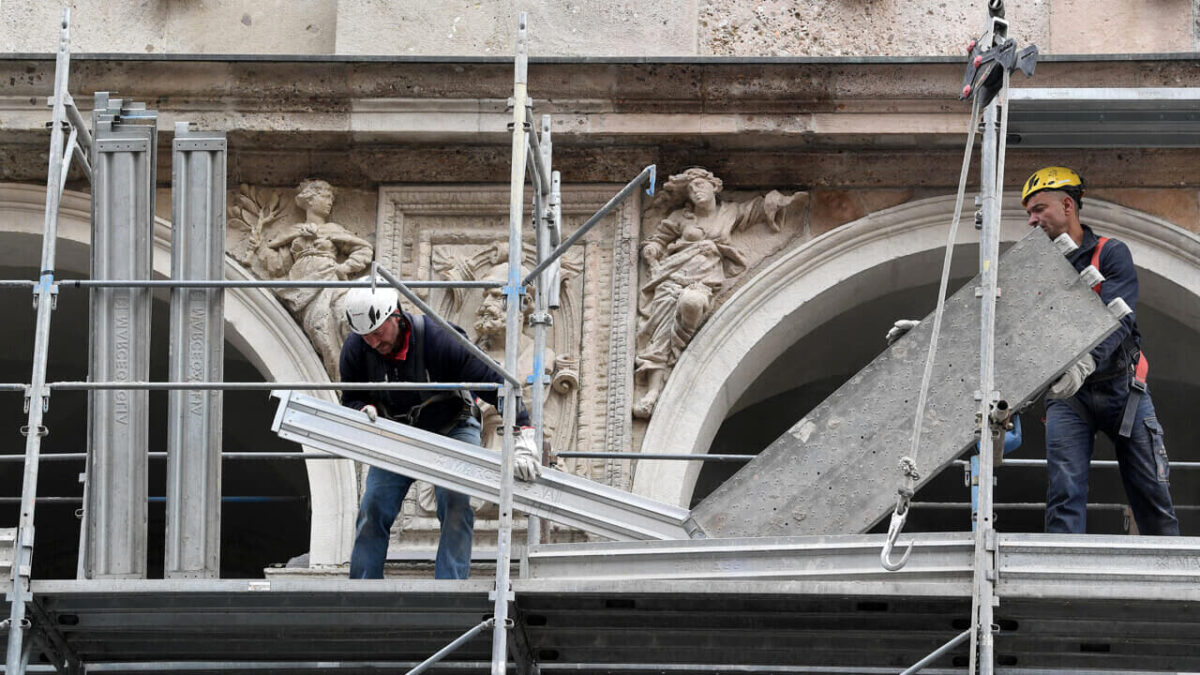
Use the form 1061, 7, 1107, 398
690, 231, 1120, 538
6, 535, 1200, 674
1008, 87, 1200, 148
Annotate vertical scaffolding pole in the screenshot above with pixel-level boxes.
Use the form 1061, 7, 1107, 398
165, 123, 227, 579
971, 8, 1008, 671
492, 12, 530, 674
525, 114, 558, 561
6, 9, 72, 672
84, 93, 157, 579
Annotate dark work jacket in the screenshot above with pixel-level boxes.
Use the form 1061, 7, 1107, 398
339, 311, 530, 431
1066, 225, 1141, 380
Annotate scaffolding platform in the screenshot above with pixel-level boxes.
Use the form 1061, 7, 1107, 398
5, 533, 1200, 674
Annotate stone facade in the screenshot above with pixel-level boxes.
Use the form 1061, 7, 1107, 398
4, 1, 1198, 56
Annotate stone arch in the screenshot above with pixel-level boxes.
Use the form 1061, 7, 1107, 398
0, 183, 355, 565
635, 193, 1200, 508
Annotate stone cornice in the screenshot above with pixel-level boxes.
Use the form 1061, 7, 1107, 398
6, 57, 1200, 188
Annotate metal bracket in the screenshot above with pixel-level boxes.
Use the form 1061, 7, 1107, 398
31, 282, 59, 310
960, 18, 1038, 107
19, 425, 48, 438
489, 587, 516, 602
1079, 265, 1105, 288
1107, 296, 1133, 319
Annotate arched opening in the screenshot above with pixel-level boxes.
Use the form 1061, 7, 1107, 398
638, 194, 1200, 535
0, 184, 358, 576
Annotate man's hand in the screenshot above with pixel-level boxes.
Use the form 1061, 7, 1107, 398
886, 319, 920, 346
512, 427, 543, 482
360, 404, 378, 423
1046, 354, 1096, 400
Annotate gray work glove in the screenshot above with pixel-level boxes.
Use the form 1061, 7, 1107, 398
1046, 354, 1096, 400
512, 427, 543, 482
885, 319, 920, 346
360, 404, 378, 423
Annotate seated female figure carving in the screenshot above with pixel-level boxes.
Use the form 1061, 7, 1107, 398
634, 168, 801, 418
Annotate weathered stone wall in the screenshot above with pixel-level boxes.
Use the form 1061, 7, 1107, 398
3, 0, 1196, 56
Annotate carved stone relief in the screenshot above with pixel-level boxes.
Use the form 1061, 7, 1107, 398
227, 179, 375, 380
374, 184, 637, 549
633, 168, 809, 419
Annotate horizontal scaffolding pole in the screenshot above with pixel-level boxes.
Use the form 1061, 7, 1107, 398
0, 496, 306, 504
0, 452, 341, 463
913, 501, 1200, 512
954, 458, 1200, 470
0, 279, 503, 290
58, 278, 503, 289
523, 164, 655, 286
540, 658, 960, 667
5, 662, 505, 673
556, 452, 753, 462
38, 381, 499, 391
562, 452, 1200, 470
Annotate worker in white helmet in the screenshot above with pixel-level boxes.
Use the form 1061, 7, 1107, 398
340, 284, 541, 579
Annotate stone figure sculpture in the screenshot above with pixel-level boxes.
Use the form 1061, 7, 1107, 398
634, 168, 803, 418
229, 179, 374, 379
472, 262, 578, 447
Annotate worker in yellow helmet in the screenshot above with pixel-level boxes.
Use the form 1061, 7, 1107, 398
1022, 166, 1178, 535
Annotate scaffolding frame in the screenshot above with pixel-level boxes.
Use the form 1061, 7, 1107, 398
4, 9, 661, 675
5, 5, 1200, 675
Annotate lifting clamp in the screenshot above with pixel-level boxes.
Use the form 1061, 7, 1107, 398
960, 16, 1038, 108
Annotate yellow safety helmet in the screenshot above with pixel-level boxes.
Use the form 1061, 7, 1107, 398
1021, 166, 1084, 205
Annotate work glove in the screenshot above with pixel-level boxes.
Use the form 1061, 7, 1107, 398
885, 319, 920, 346
360, 404, 378, 423
512, 427, 543, 482
1046, 354, 1096, 400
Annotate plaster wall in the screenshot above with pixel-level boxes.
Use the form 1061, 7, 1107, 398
2, 0, 1195, 56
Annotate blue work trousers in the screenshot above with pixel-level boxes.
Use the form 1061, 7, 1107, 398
349, 417, 479, 579
1044, 376, 1178, 535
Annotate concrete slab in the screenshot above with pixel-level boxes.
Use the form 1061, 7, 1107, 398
689, 230, 1120, 538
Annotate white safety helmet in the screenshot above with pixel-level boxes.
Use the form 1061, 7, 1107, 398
344, 286, 400, 335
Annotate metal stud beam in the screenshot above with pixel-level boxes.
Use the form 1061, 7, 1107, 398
269, 391, 692, 541
164, 123, 227, 579
83, 92, 157, 579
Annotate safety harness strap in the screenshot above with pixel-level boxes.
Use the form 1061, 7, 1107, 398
1090, 236, 1108, 293
1091, 236, 1148, 437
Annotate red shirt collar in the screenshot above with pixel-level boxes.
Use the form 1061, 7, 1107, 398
389, 316, 412, 361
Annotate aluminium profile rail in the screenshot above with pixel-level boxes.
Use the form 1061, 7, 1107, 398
269, 390, 692, 541
524, 532, 1200, 603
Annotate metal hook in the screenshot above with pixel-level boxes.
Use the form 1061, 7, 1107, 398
880, 500, 914, 572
